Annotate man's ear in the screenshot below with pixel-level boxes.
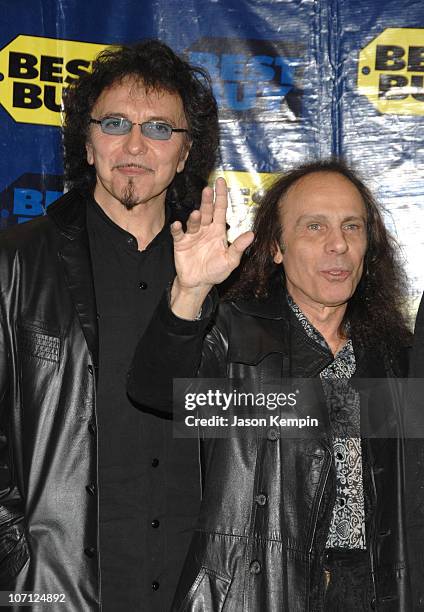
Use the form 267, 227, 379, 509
272, 240, 284, 264
86, 141, 94, 166
176, 139, 192, 174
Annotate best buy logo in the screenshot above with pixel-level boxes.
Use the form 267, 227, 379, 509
0, 35, 107, 126
358, 28, 424, 115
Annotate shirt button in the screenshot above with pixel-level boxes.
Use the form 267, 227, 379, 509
267, 428, 279, 441
151, 458, 159, 467
151, 519, 160, 528
139, 281, 148, 290
249, 560, 261, 574
255, 493, 267, 506
85, 483, 96, 496
84, 546, 96, 558
127, 237, 135, 246
152, 581, 160, 591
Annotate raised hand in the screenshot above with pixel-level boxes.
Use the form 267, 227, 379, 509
170, 177, 254, 319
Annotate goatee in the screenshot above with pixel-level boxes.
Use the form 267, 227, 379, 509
121, 179, 138, 210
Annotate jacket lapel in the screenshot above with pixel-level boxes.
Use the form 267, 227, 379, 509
48, 190, 99, 369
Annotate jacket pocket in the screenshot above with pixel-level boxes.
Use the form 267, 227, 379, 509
178, 567, 231, 612
18, 324, 60, 366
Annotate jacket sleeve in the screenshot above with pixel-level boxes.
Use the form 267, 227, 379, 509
0, 315, 29, 588
0, 319, 7, 420
127, 288, 227, 414
0, 317, 11, 492
406, 297, 424, 607
410, 292, 424, 378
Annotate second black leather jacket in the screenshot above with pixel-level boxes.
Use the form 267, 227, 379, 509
128, 288, 412, 611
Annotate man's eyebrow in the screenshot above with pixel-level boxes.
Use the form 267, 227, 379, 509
145, 115, 180, 125
295, 213, 366, 226
98, 111, 129, 117
295, 214, 328, 227
99, 112, 179, 125
341, 215, 367, 224
297, 213, 327, 221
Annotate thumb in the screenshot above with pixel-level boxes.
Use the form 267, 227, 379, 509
227, 231, 255, 268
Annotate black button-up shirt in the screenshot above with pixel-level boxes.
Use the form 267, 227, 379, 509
86, 199, 200, 611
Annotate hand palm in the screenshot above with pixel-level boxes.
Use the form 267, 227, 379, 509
174, 220, 233, 288
171, 178, 254, 290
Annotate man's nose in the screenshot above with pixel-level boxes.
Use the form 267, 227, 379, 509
123, 125, 149, 155
325, 227, 348, 253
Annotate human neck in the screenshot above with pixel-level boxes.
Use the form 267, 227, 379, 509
94, 193, 166, 251
289, 291, 347, 355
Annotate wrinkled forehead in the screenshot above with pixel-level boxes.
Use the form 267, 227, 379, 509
279, 171, 367, 225
93, 75, 186, 116
113, 74, 180, 97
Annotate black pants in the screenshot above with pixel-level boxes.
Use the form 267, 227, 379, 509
323, 549, 375, 611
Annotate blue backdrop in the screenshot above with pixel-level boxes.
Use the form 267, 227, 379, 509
1, 0, 423, 310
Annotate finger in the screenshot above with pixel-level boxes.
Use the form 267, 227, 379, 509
185, 209, 201, 234
227, 231, 255, 267
170, 220, 185, 242
211, 177, 229, 226
199, 186, 214, 226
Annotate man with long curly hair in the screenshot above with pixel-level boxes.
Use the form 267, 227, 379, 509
0, 40, 218, 610
128, 160, 414, 610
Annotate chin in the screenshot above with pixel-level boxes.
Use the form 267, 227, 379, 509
119, 190, 149, 210
121, 199, 139, 211
318, 282, 357, 304
323, 293, 353, 307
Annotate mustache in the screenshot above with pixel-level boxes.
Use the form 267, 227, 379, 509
112, 162, 154, 172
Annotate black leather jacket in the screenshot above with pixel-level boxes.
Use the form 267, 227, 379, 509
0, 191, 200, 611
0, 191, 100, 609
128, 289, 412, 611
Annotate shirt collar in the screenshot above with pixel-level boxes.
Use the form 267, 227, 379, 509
287, 293, 356, 377
87, 197, 171, 253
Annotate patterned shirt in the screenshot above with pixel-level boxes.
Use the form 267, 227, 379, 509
288, 296, 366, 549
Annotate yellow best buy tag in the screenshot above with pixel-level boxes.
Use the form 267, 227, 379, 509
0, 34, 107, 126
358, 28, 424, 115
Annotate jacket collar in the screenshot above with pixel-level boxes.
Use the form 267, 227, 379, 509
48, 189, 99, 369
230, 288, 393, 374
227, 287, 333, 375
47, 189, 88, 240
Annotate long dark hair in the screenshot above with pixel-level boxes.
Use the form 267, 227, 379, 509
226, 159, 412, 350
63, 39, 219, 219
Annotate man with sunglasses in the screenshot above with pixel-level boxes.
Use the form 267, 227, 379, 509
0, 40, 218, 610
